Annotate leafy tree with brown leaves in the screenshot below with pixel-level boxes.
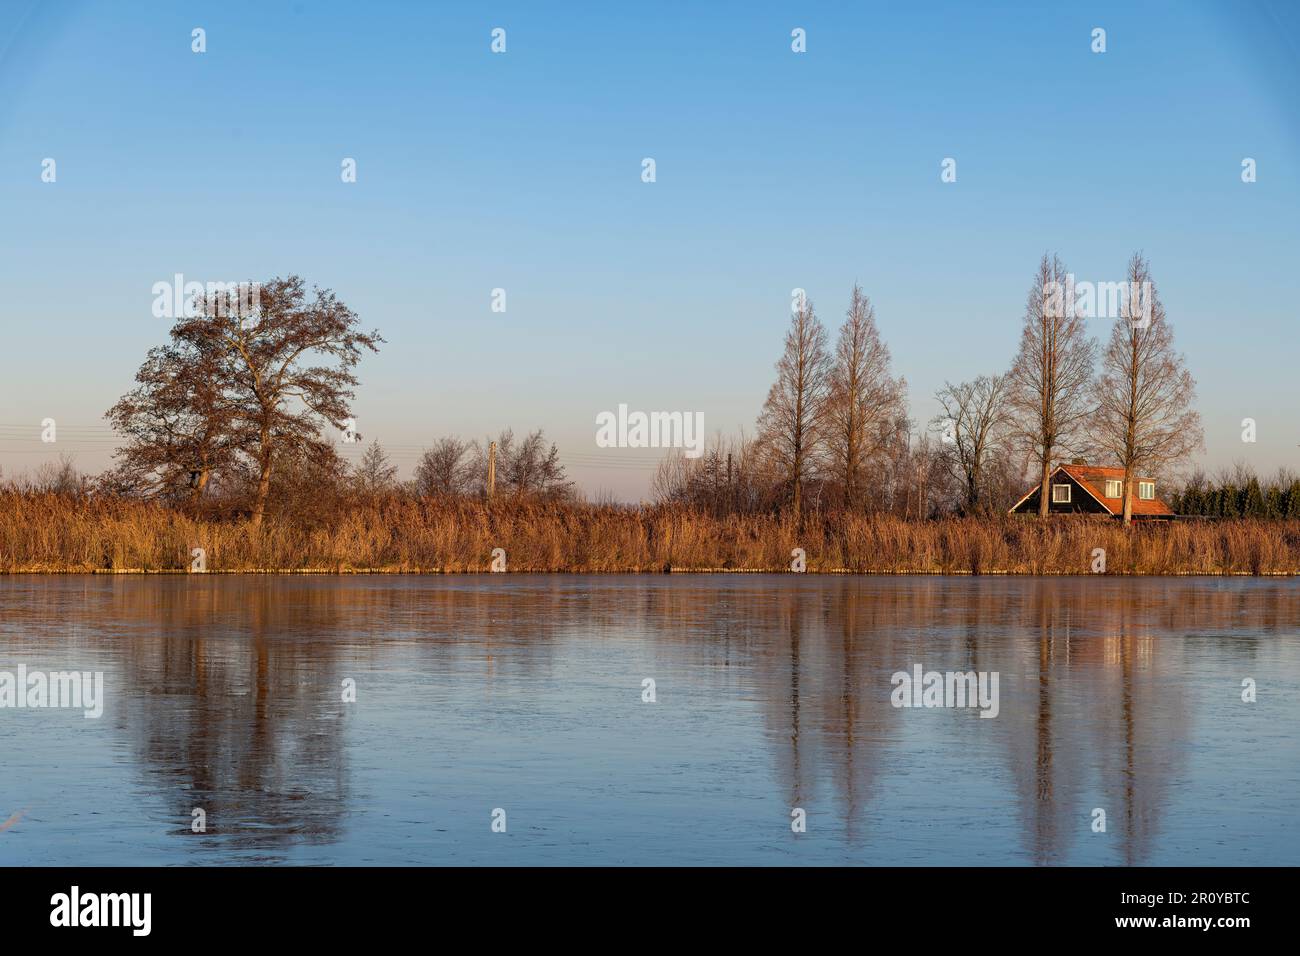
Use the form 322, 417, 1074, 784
105, 336, 241, 506
171, 275, 382, 527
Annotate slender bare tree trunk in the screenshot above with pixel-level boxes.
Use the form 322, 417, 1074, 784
1039, 323, 1054, 517
1122, 465, 1134, 524
1122, 361, 1138, 525
792, 463, 802, 523
792, 387, 805, 524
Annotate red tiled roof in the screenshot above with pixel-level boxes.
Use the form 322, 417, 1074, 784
1055, 464, 1174, 516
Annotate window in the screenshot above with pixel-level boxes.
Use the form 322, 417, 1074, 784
1052, 484, 1071, 504
1139, 481, 1155, 500
1105, 480, 1122, 498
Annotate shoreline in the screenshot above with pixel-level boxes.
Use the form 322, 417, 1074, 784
5, 493, 1296, 577
1, 567, 1294, 576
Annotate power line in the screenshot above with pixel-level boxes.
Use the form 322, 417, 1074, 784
0, 423, 675, 470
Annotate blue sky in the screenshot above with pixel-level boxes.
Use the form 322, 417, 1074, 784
1, 1, 1296, 498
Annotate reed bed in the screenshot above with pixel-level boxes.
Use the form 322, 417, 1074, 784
0, 491, 1296, 574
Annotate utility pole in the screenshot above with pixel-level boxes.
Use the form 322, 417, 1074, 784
487, 441, 497, 500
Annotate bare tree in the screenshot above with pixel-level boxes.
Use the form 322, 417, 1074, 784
1008, 253, 1098, 515
26, 454, 89, 496
931, 374, 1012, 514
899, 432, 947, 519
824, 285, 908, 509
1090, 254, 1203, 523
650, 431, 777, 515
470, 428, 573, 500
414, 437, 473, 498
173, 276, 382, 528
504, 429, 572, 499
756, 296, 830, 520
353, 439, 398, 495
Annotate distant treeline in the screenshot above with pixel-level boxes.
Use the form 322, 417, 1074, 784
1170, 469, 1300, 519
0, 260, 1284, 533
7, 451, 1298, 525
71, 256, 1204, 527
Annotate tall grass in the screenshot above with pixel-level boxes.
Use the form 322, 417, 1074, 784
0, 491, 1295, 574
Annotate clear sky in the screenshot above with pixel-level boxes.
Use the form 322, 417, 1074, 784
1, 0, 1296, 499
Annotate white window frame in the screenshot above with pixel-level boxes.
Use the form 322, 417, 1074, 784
1051, 483, 1071, 504
1105, 479, 1122, 498
1138, 481, 1155, 501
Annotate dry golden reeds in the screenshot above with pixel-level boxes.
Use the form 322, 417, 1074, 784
0, 491, 1296, 575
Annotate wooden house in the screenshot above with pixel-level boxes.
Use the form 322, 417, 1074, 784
1009, 463, 1175, 519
